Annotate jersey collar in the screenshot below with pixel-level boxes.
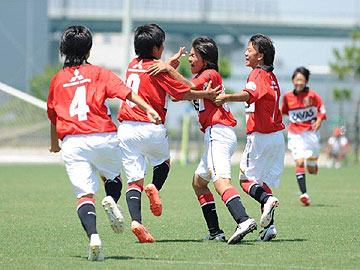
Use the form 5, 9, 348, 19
255, 65, 274, 72
293, 87, 309, 96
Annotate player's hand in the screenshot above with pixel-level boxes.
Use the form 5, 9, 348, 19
146, 108, 162, 125
49, 144, 61, 153
147, 60, 169, 76
167, 46, 187, 69
205, 80, 221, 100
214, 94, 227, 106
313, 119, 322, 131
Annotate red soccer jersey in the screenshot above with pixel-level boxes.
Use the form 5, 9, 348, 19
191, 69, 237, 132
281, 88, 326, 134
47, 64, 131, 140
118, 58, 190, 124
243, 66, 285, 134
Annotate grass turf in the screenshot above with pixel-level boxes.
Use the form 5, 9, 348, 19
0, 163, 359, 270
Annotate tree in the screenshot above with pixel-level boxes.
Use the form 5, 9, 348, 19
330, 29, 360, 163
29, 64, 62, 101
332, 87, 352, 126
177, 55, 232, 79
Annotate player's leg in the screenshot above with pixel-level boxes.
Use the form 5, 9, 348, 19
101, 175, 125, 234
257, 183, 277, 241
126, 179, 154, 243
145, 159, 170, 217
117, 122, 155, 242
193, 173, 224, 241
152, 159, 170, 191
92, 133, 125, 233
62, 135, 104, 261
295, 158, 310, 206
214, 179, 257, 245
125, 122, 170, 217
307, 131, 321, 175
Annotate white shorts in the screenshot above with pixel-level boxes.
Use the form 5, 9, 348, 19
195, 124, 237, 182
61, 132, 122, 199
288, 130, 320, 166
117, 121, 170, 183
239, 131, 285, 188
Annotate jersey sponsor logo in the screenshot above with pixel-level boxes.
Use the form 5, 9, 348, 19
128, 60, 147, 72
302, 97, 313, 107
63, 69, 91, 88
288, 106, 317, 123
245, 81, 256, 91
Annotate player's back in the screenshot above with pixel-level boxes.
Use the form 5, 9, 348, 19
118, 58, 189, 124
48, 64, 130, 140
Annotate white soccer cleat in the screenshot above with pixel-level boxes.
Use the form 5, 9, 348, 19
88, 234, 104, 261
300, 193, 310, 206
203, 231, 226, 242
258, 225, 277, 241
260, 196, 279, 228
102, 196, 125, 233
227, 218, 257, 245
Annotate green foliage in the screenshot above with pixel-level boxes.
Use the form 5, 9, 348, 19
176, 55, 232, 79
177, 57, 192, 78
330, 29, 360, 80
29, 63, 62, 101
332, 87, 352, 101
219, 56, 231, 78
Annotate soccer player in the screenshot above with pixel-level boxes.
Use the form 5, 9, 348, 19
281, 67, 327, 206
47, 25, 161, 261
214, 34, 285, 241
327, 128, 349, 168
148, 36, 257, 244
117, 24, 220, 243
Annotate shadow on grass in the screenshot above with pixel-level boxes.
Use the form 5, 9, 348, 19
155, 239, 203, 243
269, 238, 307, 243
308, 204, 339, 207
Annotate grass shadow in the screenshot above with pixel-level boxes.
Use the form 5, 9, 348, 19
155, 239, 203, 243
270, 238, 307, 243
309, 204, 339, 207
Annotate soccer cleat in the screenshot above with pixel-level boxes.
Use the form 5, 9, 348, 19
102, 196, 125, 233
88, 234, 104, 261
227, 218, 257, 245
204, 230, 226, 242
300, 193, 311, 206
145, 184, 162, 216
131, 220, 155, 243
258, 225, 277, 241
260, 196, 279, 228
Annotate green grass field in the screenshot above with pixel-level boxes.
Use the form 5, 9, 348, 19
0, 163, 359, 270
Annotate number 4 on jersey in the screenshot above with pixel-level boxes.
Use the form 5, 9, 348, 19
69, 85, 90, 121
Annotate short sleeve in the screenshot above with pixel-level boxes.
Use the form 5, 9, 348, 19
105, 70, 132, 100
281, 95, 289, 115
156, 73, 190, 100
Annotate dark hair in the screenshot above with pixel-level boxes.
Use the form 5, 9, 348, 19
60, 25, 92, 67
134, 23, 165, 59
292, 66, 310, 81
249, 34, 275, 66
192, 36, 219, 72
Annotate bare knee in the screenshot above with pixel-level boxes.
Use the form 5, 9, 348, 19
192, 174, 210, 196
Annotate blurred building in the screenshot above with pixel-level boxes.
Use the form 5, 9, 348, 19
0, 0, 48, 92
